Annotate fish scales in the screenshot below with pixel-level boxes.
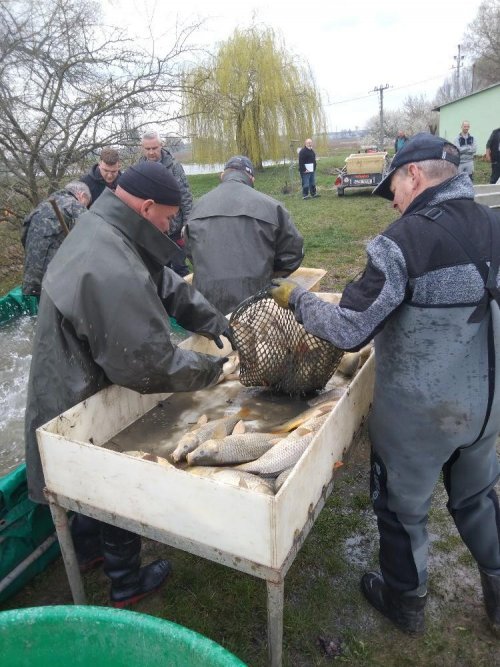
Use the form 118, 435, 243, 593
275, 467, 294, 492
187, 432, 278, 466
237, 433, 314, 477
187, 466, 275, 495
171, 410, 247, 462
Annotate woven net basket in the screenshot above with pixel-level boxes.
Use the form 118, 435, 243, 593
229, 289, 344, 396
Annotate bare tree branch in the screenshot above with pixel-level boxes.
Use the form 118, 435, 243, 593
0, 0, 204, 215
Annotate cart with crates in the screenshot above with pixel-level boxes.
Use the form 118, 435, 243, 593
335, 150, 390, 196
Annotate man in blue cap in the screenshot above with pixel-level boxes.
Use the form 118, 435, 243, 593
25, 161, 232, 608
268, 133, 500, 637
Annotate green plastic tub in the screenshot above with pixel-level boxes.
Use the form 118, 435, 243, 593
0, 606, 246, 666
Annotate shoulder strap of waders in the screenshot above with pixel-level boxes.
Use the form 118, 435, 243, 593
417, 205, 500, 323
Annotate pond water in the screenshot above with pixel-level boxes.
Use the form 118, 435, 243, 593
182, 160, 282, 175
0, 316, 187, 478
0, 316, 36, 476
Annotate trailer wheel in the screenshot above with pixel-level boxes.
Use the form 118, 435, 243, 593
337, 188, 345, 196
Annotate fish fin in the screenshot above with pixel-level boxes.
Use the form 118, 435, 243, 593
236, 407, 252, 419
232, 420, 246, 435
171, 451, 180, 463
197, 414, 208, 425
318, 402, 336, 414
271, 424, 295, 434
213, 422, 228, 439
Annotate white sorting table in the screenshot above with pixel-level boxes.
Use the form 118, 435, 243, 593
38, 312, 374, 666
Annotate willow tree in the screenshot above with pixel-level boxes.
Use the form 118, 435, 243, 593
183, 26, 326, 168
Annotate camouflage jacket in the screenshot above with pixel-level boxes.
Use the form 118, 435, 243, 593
139, 148, 193, 239
21, 189, 87, 296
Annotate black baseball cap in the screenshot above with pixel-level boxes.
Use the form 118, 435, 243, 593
224, 155, 255, 177
373, 132, 460, 200
118, 162, 181, 206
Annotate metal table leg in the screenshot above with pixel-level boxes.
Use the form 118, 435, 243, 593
267, 578, 284, 667
48, 499, 86, 604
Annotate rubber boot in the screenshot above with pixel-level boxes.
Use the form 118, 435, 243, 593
70, 514, 104, 573
361, 571, 426, 635
102, 525, 171, 609
479, 568, 500, 637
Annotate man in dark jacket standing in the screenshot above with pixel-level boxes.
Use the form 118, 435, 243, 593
21, 181, 91, 297
269, 134, 500, 638
140, 130, 192, 276
298, 137, 318, 199
25, 162, 231, 608
486, 127, 500, 184
185, 155, 304, 315
80, 147, 121, 204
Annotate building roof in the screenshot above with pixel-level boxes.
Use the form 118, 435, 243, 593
433, 81, 500, 112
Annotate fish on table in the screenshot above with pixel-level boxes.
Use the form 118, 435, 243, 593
274, 466, 294, 492
336, 344, 373, 378
187, 466, 275, 495
171, 407, 250, 463
216, 352, 240, 383
186, 432, 281, 466
124, 450, 172, 468
237, 433, 314, 477
271, 400, 337, 434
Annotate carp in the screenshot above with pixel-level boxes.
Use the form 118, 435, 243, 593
187, 466, 275, 495
123, 450, 172, 468
271, 400, 337, 434
237, 433, 314, 477
274, 466, 294, 492
186, 432, 281, 466
171, 408, 250, 463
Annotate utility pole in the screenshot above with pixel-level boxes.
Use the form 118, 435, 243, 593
372, 84, 390, 151
453, 44, 464, 97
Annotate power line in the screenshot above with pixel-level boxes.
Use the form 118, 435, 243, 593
325, 67, 460, 106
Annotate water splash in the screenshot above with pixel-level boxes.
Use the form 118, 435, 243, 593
0, 316, 36, 476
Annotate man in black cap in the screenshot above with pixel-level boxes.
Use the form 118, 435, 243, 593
25, 161, 232, 609
185, 155, 304, 314
268, 133, 500, 637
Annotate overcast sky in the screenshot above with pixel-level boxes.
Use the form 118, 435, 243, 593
106, 0, 484, 132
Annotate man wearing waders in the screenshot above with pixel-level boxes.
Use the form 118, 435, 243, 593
268, 133, 500, 637
25, 162, 232, 609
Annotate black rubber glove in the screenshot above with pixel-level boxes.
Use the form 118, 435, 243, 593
213, 327, 236, 350
214, 355, 229, 383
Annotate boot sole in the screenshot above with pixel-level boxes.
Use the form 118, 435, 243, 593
361, 576, 425, 635
111, 585, 161, 609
